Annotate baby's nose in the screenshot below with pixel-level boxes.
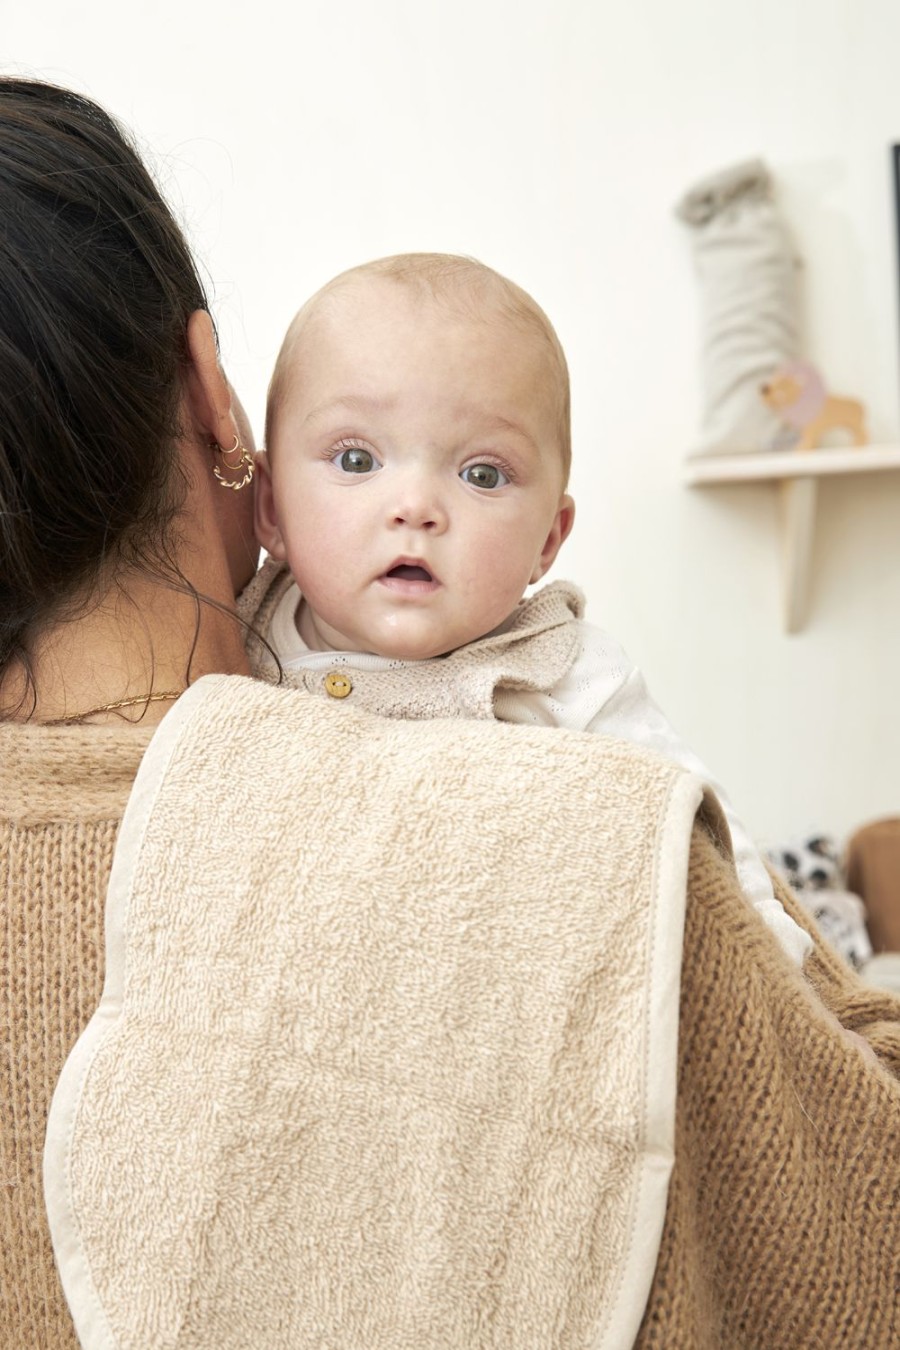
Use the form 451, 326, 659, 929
392, 505, 443, 530
390, 477, 448, 532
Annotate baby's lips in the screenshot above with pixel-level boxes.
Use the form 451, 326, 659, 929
383, 560, 436, 583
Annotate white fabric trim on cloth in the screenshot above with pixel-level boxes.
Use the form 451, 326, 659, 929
45, 675, 725, 1349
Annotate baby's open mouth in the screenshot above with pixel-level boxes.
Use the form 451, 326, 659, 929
386, 564, 433, 582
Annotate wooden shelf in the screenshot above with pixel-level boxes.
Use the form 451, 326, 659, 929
684, 444, 900, 484
684, 445, 900, 632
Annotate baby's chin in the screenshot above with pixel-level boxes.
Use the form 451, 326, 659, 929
363, 622, 493, 663
306, 602, 514, 661
364, 635, 463, 661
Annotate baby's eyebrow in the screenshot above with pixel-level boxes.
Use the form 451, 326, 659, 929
302, 393, 396, 426
300, 396, 540, 452
478, 414, 536, 443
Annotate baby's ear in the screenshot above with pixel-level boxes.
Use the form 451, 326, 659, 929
253, 451, 288, 560
531, 494, 575, 584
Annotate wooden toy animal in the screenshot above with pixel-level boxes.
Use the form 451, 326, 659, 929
760, 361, 868, 451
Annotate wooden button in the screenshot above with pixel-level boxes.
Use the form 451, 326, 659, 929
324, 671, 353, 699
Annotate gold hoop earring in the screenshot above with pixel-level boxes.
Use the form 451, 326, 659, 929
212, 434, 255, 491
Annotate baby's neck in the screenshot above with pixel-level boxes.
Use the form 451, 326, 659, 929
296, 599, 335, 653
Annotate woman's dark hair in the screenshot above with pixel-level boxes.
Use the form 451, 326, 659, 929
0, 79, 211, 686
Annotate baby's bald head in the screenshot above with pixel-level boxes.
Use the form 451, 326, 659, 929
266, 253, 571, 486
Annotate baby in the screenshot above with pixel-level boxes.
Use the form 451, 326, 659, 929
243, 252, 810, 966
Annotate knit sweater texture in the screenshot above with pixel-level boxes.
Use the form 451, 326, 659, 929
5, 692, 900, 1346
0, 721, 153, 1348
44, 678, 900, 1348
636, 839, 900, 1348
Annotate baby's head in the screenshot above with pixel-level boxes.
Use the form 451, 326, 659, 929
256, 253, 575, 660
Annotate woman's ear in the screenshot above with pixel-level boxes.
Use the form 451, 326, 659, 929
253, 451, 287, 561
531, 494, 576, 584
184, 310, 239, 451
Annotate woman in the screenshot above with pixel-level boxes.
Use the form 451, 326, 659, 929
0, 78, 257, 1345
2, 79, 899, 1350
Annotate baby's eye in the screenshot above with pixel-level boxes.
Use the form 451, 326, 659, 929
332, 444, 381, 474
460, 462, 508, 490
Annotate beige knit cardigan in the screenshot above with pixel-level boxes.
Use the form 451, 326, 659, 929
40, 678, 900, 1347
0, 721, 154, 1348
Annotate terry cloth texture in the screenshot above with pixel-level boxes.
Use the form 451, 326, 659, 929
39, 681, 900, 1349
241, 559, 810, 972
46, 675, 723, 1350
0, 721, 154, 1349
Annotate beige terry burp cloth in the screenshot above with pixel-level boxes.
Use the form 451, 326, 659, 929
45, 675, 728, 1350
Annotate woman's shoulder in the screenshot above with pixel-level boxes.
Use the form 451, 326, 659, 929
0, 721, 154, 826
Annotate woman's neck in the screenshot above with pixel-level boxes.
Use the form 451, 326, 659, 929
1, 527, 252, 727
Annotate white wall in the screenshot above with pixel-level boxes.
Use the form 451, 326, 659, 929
4, 0, 900, 845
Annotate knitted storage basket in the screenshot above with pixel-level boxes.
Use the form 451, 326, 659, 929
677, 159, 802, 457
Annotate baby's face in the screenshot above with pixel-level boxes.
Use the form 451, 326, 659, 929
256, 277, 574, 660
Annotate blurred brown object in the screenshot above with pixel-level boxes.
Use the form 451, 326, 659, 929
845, 817, 900, 953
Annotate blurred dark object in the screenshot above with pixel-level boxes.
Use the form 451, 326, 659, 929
767, 833, 871, 969
768, 833, 842, 892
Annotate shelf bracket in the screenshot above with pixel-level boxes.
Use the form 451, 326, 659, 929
779, 476, 817, 633
684, 445, 900, 632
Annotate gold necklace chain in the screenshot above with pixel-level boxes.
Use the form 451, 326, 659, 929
43, 690, 185, 727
